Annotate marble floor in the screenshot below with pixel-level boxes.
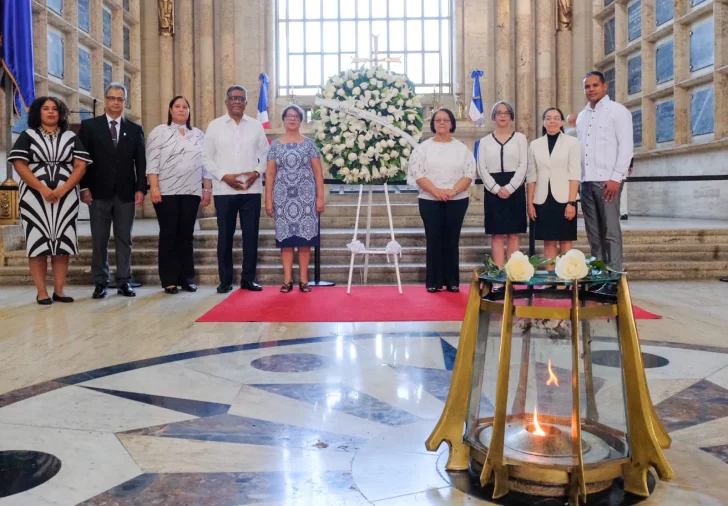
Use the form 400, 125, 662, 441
0, 281, 727, 505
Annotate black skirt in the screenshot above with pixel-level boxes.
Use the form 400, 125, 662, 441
534, 186, 577, 241
484, 172, 527, 235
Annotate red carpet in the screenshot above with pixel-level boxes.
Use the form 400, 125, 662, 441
197, 285, 662, 323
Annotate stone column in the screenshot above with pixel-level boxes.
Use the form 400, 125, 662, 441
536, 0, 556, 122
176, 0, 195, 123
515, 0, 535, 138
219, 0, 236, 98
159, 34, 175, 122
495, 0, 514, 105
463, 0, 496, 120
197, 0, 215, 130
557, 20, 573, 113
569, 0, 593, 113
140, 0, 160, 130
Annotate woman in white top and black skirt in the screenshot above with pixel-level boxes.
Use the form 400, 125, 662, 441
408, 108, 476, 293
526, 107, 582, 262
476, 101, 528, 268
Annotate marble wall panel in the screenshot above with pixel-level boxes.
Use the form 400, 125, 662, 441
691, 87, 714, 136
655, 0, 673, 27
628, 1, 642, 42
690, 18, 714, 72
656, 99, 675, 143
656, 40, 674, 83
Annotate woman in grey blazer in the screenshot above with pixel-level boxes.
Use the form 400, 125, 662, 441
526, 107, 582, 262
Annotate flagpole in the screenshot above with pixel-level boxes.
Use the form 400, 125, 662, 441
4, 75, 13, 180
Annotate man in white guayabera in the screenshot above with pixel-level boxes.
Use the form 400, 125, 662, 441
576, 71, 633, 295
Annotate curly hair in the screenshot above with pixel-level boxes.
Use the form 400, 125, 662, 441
27, 96, 70, 132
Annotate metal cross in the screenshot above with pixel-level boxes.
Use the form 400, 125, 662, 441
351, 34, 401, 68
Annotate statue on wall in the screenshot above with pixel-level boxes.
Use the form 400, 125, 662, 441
557, 0, 572, 31
159, 0, 174, 36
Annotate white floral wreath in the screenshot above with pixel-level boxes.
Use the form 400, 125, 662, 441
312, 66, 424, 184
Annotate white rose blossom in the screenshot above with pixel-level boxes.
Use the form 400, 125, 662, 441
555, 249, 590, 280
505, 252, 535, 282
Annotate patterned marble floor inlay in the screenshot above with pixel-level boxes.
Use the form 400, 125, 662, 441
0, 451, 62, 498
250, 353, 330, 373
2, 330, 728, 505
591, 350, 670, 369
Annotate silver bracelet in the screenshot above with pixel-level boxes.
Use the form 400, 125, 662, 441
203, 189, 212, 193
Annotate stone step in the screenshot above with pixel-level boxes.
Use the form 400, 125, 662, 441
1, 259, 727, 286
7, 244, 728, 267
319, 202, 484, 217
199, 214, 487, 230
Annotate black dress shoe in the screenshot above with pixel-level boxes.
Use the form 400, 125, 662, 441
52, 293, 74, 303
217, 283, 233, 294
36, 296, 52, 305
181, 284, 197, 293
117, 283, 136, 297
620, 214, 628, 221
241, 281, 263, 291
164, 286, 179, 295
92, 284, 108, 299
446, 286, 460, 293
427, 287, 439, 293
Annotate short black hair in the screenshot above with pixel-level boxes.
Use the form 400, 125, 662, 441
226, 85, 247, 100
281, 103, 304, 122
167, 95, 193, 129
430, 108, 456, 134
584, 71, 606, 84
541, 107, 566, 136
27, 96, 69, 132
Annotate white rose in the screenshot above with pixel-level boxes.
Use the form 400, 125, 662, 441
324, 90, 335, 99
408, 114, 415, 121
357, 134, 365, 142
375, 141, 383, 149
358, 141, 366, 150
333, 77, 344, 86
366, 146, 375, 156
387, 105, 396, 114
387, 139, 395, 147
505, 252, 535, 282
352, 86, 361, 95
364, 132, 373, 141
405, 99, 413, 107
397, 99, 405, 107
368, 99, 376, 107
381, 153, 391, 161
399, 138, 408, 146
321, 144, 331, 153
403, 148, 411, 157
347, 152, 358, 161
370, 78, 377, 86
377, 81, 383, 88
346, 80, 354, 88
555, 249, 589, 280
361, 82, 369, 90
345, 139, 355, 148
336, 89, 346, 97
325, 153, 334, 162
317, 132, 326, 140
379, 101, 387, 109
390, 150, 399, 158
334, 157, 345, 167
330, 127, 337, 133
372, 167, 380, 179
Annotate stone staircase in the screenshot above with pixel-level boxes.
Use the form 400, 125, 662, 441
2, 191, 728, 285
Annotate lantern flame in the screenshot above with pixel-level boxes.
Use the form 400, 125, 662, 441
532, 406, 547, 437
546, 359, 559, 387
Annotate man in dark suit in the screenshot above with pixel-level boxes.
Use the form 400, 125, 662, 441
78, 82, 146, 298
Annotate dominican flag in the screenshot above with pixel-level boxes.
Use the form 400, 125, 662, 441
1, 0, 36, 116
258, 73, 270, 129
469, 70, 484, 161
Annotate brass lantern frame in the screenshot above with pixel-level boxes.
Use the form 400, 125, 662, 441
425, 272, 673, 505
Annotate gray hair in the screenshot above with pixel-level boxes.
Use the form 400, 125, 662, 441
226, 85, 247, 100
490, 101, 515, 121
105, 82, 127, 99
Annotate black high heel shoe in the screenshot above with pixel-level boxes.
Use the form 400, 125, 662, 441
164, 286, 179, 294
299, 281, 312, 293
280, 281, 293, 293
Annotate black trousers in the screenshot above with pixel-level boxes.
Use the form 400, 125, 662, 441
418, 198, 469, 288
215, 194, 261, 285
153, 195, 200, 287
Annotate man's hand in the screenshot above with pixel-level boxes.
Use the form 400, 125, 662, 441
497, 188, 510, 199
135, 191, 145, 208
222, 174, 247, 191
80, 189, 93, 205
241, 172, 259, 191
601, 180, 621, 202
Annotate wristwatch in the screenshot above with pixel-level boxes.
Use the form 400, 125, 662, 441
567, 201, 577, 207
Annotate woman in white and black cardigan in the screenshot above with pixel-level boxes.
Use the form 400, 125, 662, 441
526, 107, 582, 262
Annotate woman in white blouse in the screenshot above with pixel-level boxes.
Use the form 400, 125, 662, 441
476, 101, 528, 268
407, 108, 476, 293
526, 107, 581, 262
147, 96, 212, 294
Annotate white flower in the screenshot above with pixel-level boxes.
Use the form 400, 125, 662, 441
364, 132, 373, 141
369, 78, 378, 86
357, 134, 365, 142
408, 114, 415, 121
403, 148, 411, 157
317, 132, 326, 140
376, 69, 386, 79
321, 144, 332, 153
379, 101, 387, 109
555, 249, 589, 280
387, 139, 396, 147
387, 105, 396, 114
399, 138, 408, 146
352, 86, 361, 95
330, 127, 337, 134
336, 89, 346, 97
347, 152, 358, 161
405, 99, 413, 107
381, 153, 391, 161
357, 141, 366, 150
377, 81, 383, 88
375, 141, 383, 149
390, 150, 399, 158
372, 167, 380, 179
366, 146, 375, 156
397, 99, 405, 107
361, 82, 369, 90
346, 80, 354, 88
333, 77, 344, 86
505, 252, 535, 282
325, 153, 334, 162
368, 99, 376, 107
334, 157, 345, 167
345, 139, 355, 148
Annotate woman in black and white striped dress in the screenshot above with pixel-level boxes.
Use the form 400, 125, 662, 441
146, 95, 212, 294
8, 96, 91, 305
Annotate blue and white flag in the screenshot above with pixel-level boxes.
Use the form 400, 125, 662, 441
469, 70, 484, 161
1, 0, 36, 116
257, 73, 270, 129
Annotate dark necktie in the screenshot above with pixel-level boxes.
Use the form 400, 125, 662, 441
110, 120, 118, 147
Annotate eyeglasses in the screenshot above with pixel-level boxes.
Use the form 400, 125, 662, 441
227, 96, 246, 103
434, 119, 451, 124
106, 96, 125, 103
284, 115, 302, 120
495, 111, 511, 117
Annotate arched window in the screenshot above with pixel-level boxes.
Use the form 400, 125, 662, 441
277, 0, 451, 95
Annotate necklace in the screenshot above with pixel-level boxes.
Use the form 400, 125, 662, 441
40, 126, 59, 138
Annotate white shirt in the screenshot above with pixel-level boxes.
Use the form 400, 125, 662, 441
476, 132, 528, 195
202, 113, 269, 196
576, 96, 633, 183
106, 114, 122, 136
146, 124, 210, 197
406, 138, 476, 201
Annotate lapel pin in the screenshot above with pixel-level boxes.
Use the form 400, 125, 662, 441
123, 132, 127, 136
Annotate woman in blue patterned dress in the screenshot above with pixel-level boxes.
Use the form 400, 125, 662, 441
265, 105, 325, 293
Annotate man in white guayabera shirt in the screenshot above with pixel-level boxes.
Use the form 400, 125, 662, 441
203, 85, 269, 294
576, 71, 633, 294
